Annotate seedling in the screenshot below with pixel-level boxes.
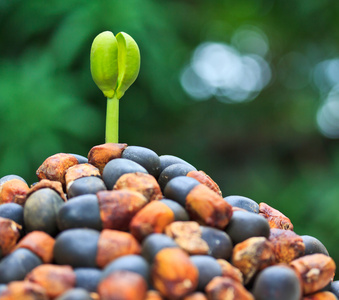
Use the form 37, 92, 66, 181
90, 31, 140, 143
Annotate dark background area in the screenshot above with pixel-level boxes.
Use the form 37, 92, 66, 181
1, 0, 338, 277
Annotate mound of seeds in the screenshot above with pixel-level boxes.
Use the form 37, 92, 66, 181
0, 143, 337, 300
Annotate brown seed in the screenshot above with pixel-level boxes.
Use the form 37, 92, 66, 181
113, 172, 163, 201
259, 202, 294, 230
165, 221, 209, 255
97, 190, 148, 231
27, 179, 67, 202
144, 290, 165, 300
303, 291, 338, 300
152, 247, 199, 299
269, 228, 305, 263
216, 259, 244, 284
186, 170, 222, 196
13, 231, 55, 264
186, 184, 233, 229
182, 292, 208, 300
36, 153, 78, 186
65, 163, 101, 192
98, 270, 147, 300
25, 264, 76, 299
232, 236, 276, 284
130, 201, 175, 241
96, 229, 141, 268
0, 178, 30, 206
88, 143, 128, 173
165, 221, 201, 239
0, 280, 48, 300
205, 276, 255, 300
290, 253, 336, 295
0, 217, 21, 256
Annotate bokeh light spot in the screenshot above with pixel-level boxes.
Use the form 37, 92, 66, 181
181, 39, 271, 103
314, 58, 339, 95
231, 25, 269, 57
317, 85, 339, 138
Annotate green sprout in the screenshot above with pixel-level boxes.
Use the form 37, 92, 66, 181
90, 31, 140, 143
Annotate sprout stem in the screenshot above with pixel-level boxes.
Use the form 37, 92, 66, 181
105, 94, 119, 143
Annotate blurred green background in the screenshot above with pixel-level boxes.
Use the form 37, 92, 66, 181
1, 0, 339, 276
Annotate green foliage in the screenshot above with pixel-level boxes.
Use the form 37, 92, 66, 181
0, 50, 102, 181
1, 0, 339, 278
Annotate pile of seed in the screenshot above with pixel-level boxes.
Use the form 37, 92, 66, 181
0, 143, 338, 300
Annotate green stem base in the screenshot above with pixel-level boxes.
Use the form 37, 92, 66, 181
106, 94, 119, 143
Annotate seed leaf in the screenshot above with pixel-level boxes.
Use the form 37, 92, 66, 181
115, 32, 140, 100
90, 31, 118, 98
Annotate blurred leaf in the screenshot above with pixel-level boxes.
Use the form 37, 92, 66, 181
0, 50, 101, 183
